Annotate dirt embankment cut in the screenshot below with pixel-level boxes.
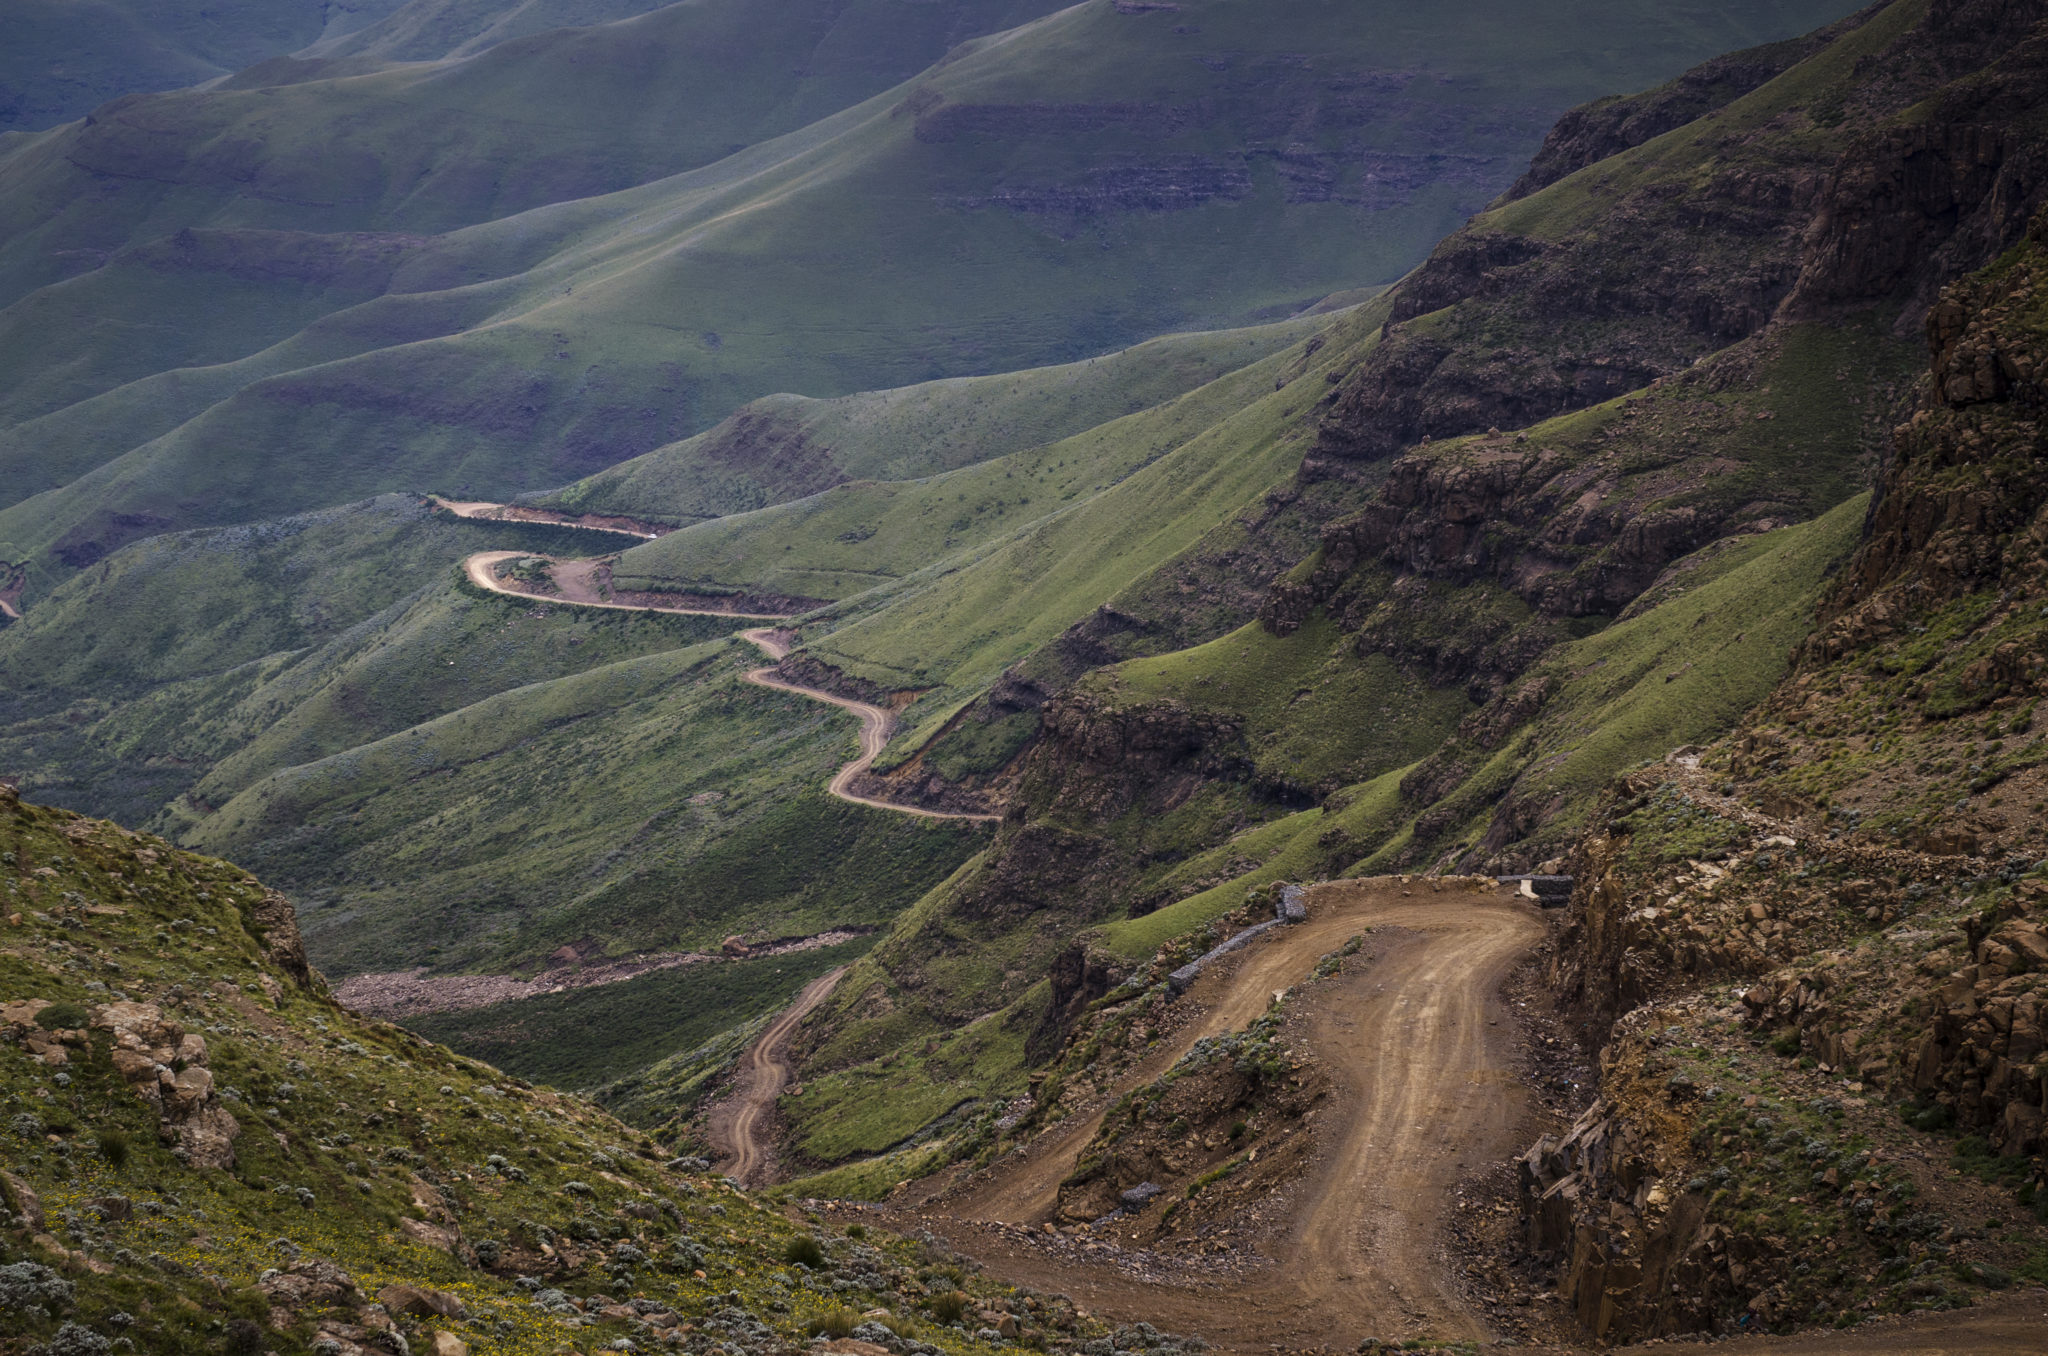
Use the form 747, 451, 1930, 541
428, 495, 673, 539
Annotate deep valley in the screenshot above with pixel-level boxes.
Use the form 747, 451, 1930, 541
4, 0, 2048, 1353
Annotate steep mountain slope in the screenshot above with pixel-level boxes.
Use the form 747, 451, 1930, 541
1516, 204, 2048, 1344
0, 307, 1360, 1103
0, 0, 1863, 598
0, 310, 1313, 835
771, 0, 2048, 1179
0, 781, 1093, 1356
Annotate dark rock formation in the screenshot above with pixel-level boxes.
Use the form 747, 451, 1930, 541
1501, 22, 1858, 203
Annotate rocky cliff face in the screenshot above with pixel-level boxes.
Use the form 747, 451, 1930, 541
1307, 0, 2048, 483
1523, 206, 2048, 1344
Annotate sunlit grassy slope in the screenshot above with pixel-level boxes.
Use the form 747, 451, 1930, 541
715, 302, 1376, 695
181, 639, 990, 977
0, 0, 1863, 588
610, 303, 1368, 601
1093, 493, 1870, 958
550, 308, 1337, 523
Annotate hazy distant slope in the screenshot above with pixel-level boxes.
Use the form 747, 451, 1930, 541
307, 0, 1065, 82
0, 0, 407, 133
0, 0, 1862, 596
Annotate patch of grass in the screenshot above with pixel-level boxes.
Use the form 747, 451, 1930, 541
94, 1129, 131, 1169
1089, 612, 1470, 791
784, 1235, 828, 1269
34, 1000, 89, 1029
771, 1141, 957, 1203
411, 937, 874, 1095
784, 1002, 1030, 1163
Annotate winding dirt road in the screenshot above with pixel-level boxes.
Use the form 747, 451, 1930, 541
900, 877, 1545, 1351
739, 628, 1001, 824
709, 965, 850, 1186
462, 549, 997, 823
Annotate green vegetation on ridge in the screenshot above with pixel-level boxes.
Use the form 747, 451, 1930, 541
0, 0, 1864, 590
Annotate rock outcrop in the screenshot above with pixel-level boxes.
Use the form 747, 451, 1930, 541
92, 1000, 241, 1169
1525, 203, 2048, 1344
1307, 0, 2048, 485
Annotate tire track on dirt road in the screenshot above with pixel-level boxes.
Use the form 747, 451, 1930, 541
890, 877, 1546, 1351
709, 965, 850, 1187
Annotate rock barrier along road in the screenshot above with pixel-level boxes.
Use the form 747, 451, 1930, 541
458, 540, 997, 824
893, 876, 1549, 1351
708, 965, 849, 1187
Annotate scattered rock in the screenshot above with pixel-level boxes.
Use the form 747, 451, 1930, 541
376, 1283, 466, 1319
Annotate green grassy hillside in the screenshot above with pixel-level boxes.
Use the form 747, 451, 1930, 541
740, 303, 1391, 738
0, 0, 1863, 588
612, 302, 1370, 613
0, 497, 670, 822
0, 783, 1071, 1356
1096, 495, 1869, 957
177, 639, 987, 977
